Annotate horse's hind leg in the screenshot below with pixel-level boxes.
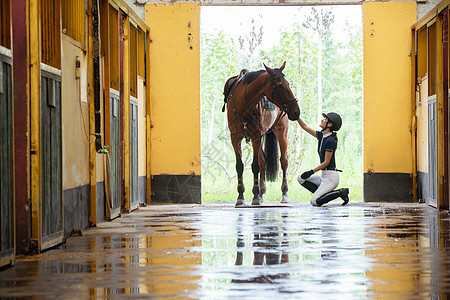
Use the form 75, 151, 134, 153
232, 136, 245, 206
251, 138, 262, 205
258, 145, 266, 200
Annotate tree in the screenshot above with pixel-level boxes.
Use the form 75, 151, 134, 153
302, 7, 335, 126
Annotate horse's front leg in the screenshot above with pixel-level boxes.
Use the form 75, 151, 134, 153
232, 135, 245, 206
251, 138, 262, 205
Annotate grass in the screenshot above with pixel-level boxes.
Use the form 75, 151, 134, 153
201, 169, 363, 203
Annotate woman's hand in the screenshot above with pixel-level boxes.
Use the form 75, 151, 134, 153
301, 169, 314, 179
313, 151, 333, 173
297, 117, 316, 137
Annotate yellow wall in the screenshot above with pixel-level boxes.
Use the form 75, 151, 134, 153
145, 3, 201, 176
416, 78, 428, 173
363, 1, 416, 174
138, 76, 147, 177
61, 37, 91, 190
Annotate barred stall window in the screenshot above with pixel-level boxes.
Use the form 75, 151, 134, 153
109, 5, 119, 91
417, 27, 427, 79
428, 22, 437, 97
138, 28, 145, 79
41, 0, 61, 69
0, 1, 11, 49
130, 24, 137, 98
62, 0, 85, 46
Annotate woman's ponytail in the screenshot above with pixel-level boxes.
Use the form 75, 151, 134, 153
332, 132, 338, 149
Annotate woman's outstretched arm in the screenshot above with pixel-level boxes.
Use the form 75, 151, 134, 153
297, 117, 316, 137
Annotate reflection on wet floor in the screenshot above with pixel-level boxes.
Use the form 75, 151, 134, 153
1, 202, 450, 298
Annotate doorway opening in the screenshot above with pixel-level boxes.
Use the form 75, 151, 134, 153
200, 5, 363, 203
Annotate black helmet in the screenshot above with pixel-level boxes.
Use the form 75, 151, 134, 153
322, 112, 342, 131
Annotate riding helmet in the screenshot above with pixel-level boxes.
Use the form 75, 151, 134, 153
322, 112, 342, 131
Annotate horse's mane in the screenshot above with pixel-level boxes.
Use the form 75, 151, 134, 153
244, 70, 265, 84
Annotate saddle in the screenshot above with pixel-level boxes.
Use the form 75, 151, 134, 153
261, 96, 276, 111
222, 69, 249, 112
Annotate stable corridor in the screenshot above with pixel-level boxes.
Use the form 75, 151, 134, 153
0, 202, 449, 298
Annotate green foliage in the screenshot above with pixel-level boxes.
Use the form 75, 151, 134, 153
200, 10, 363, 203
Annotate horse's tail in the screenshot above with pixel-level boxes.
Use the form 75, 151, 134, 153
265, 130, 279, 182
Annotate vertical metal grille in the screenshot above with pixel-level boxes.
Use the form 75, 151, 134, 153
428, 23, 437, 96
137, 29, 145, 78
62, 0, 85, 46
109, 5, 119, 90
0, 1, 11, 49
0, 55, 14, 262
41, 0, 61, 69
129, 25, 137, 98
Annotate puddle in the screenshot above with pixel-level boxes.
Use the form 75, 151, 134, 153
0, 203, 449, 298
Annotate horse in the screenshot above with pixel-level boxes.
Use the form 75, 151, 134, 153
223, 62, 300, 206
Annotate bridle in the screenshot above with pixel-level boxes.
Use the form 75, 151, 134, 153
226, 70, 298, 142
268, 73, 298, 129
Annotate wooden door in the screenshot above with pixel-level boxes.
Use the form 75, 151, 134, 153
0, 53, 14, 266
130, 100, 138, 210
109, 93, 121, 218
428, 97, 438, 207
40, 71, 63, 249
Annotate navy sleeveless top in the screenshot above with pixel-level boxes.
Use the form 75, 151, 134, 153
316, 131, 336, 169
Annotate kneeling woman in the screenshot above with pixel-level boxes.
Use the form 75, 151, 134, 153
297, 112, 349, 206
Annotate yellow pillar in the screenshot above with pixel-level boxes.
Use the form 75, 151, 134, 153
145, 3, 201, 204
29, 0, 42, 247
145, 30, 152, 205
88, 0, 97, 225
363, 1, 417, 202
123, 15, 131, 211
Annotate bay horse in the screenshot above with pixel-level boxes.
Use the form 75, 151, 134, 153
223, 62, 300, 206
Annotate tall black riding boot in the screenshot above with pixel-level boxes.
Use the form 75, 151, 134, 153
301, 181, 318, 193
340, 188, 350, 206
315, 190, 341, 207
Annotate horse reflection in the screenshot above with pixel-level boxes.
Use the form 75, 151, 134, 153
232, 212, 290, 284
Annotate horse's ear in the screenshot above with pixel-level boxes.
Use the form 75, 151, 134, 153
264, 63, 274, 75
280, 61, 286, 71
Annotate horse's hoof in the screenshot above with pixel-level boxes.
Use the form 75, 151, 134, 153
251, 198, 262, 206
235, 198, 245, 207
280, 195, 289, 204
258, 194, 264, 204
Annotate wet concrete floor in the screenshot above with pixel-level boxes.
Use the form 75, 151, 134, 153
1, 202, 450, 299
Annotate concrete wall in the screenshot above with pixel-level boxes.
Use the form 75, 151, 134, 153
138, 76, 147, 203
363, 1, 417, 202
416, 75, 429, 201
61, 36, 92, 236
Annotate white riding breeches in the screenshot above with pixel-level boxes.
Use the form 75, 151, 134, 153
297, 170, 339, 206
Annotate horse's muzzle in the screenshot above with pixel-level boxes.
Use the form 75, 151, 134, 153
288, 110, 300, 121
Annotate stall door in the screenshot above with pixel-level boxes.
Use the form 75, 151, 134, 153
130, 100, 138, 210
428, 97, 438, 207
109, 93, 121, 218
41, 71, 63, 249
0, 54, 14, 266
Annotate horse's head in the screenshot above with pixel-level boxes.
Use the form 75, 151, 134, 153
264, 62, 300, 121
